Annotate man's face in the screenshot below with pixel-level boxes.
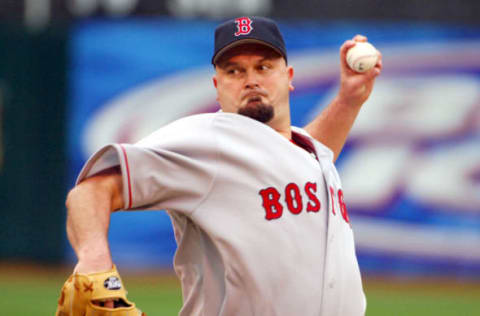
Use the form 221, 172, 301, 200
213, 44, 294, 125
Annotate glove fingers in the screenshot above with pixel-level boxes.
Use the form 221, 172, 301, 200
56, 275, 82, 316
56, 265, 145, 316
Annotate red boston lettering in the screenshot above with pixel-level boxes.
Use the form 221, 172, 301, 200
338, 189, 350, 223
259, 187, 283, 220
285, 183, 303, 214
259, 182, 332, 221
329, 186, 336, 215
305, 182, 320, 212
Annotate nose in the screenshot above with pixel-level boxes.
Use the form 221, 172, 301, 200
244, 69, 260, 89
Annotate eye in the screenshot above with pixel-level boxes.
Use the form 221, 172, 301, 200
226, 68, 240, 75
258, 64, 271, 71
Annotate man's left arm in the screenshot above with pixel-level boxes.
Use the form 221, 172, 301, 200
304, 35, 382, 161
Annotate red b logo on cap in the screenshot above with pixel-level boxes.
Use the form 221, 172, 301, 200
234, 17, 253, 36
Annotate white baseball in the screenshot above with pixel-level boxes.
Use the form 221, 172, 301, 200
346, 42, 379, 73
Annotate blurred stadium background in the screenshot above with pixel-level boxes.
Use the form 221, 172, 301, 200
0, 0, 479, 315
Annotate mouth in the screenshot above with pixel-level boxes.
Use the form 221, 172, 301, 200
246, 96, 263, 106
241, 89, 268, 107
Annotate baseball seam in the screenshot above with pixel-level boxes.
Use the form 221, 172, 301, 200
351, 53, 377, 70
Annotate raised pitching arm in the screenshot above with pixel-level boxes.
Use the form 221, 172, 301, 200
304, 35, 382, 161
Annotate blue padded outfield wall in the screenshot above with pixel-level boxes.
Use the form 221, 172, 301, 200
68, 18, 480, 277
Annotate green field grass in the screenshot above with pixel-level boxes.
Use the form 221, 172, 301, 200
1, 265, 479, 315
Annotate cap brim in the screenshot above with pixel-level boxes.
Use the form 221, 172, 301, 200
212, 39, 284, 65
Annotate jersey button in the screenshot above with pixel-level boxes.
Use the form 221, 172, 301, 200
328, 280, 335, 289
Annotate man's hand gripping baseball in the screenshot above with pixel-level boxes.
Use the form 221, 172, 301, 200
337, 34, 382, 108
305, 34, 382, 161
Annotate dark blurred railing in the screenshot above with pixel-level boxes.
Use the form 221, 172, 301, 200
0, 24, 68, 263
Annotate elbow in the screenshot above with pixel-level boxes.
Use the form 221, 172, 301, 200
65, 173, 124, 215
65, 186, 77, 212
65, 186, 81, 247
65, 184, 94, 234
65, 184, 86, 214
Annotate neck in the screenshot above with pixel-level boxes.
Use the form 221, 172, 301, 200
275, 127, 292, 140
267, 107, 292, 140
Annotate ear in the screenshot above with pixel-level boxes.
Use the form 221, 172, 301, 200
287, 66, 295, 91
212, 75, 220, 102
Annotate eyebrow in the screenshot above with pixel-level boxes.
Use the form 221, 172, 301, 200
220, 61, 238, 69
219, 57, 275, 69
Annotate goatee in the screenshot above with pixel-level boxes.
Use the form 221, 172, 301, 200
238, 103, 274, 123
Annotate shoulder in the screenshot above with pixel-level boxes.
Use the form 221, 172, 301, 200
146, 112, 274, 140
147, 113, 218, 135
291, 126, 334, 160
136, 112, 258, 139
136, 113, 219, 147
133, 112, 266, 153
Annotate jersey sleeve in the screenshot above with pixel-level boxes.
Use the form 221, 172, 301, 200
76, 114, 218, 214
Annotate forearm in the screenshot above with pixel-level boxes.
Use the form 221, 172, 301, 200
305, 36, 381, 161
66, 170, 123, 273
66, 184, 113, 272
304, 96, 362, 161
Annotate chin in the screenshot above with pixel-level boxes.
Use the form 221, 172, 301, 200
238, 103, 274, 123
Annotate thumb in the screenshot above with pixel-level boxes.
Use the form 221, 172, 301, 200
93, 299, 115, 308
105, 300, 114, 308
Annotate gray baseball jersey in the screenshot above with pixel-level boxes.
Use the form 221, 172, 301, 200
77, 112, 365, 316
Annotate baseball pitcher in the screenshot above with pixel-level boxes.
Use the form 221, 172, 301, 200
56, 16, 382, 316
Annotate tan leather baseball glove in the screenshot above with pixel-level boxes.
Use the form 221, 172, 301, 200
56, 265, 145, 316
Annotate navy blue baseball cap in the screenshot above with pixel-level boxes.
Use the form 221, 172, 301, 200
212, 16, 287, 65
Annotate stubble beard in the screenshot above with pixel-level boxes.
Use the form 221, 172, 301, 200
238, 103, 274, 124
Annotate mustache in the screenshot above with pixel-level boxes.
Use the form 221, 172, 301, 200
241, 89, 269, 101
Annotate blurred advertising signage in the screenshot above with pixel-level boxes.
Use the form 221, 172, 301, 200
69, 21, 480, 274
7, 0, 272, 22
9, 1, 476, 29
